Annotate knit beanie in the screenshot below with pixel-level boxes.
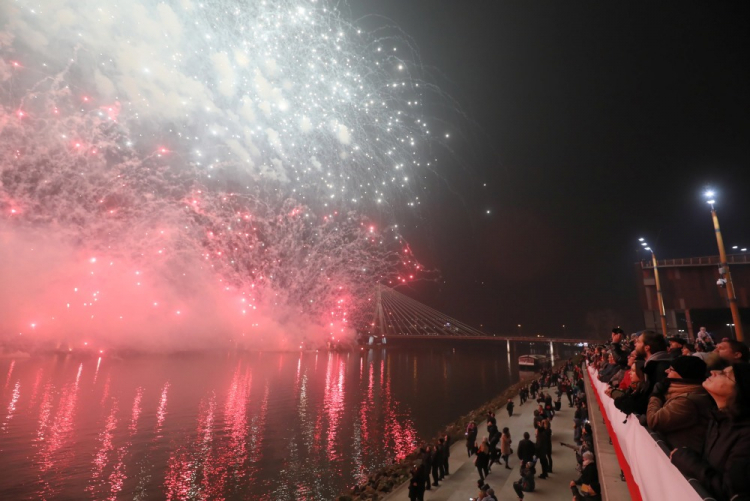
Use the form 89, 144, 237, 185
670, 356, 707, 381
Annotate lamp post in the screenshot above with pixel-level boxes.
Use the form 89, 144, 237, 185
727, 323, 736, 339
639, 238, 669, 337
705, 191, 744, 342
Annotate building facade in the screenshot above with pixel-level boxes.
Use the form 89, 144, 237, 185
636, 254, 750, 341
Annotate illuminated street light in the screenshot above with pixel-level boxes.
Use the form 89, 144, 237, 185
703, 190, 743, 341
639, 239, 669, 337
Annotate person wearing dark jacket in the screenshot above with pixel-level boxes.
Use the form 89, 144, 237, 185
635, 330, 673, 395
441, 434, 450, 476
570, 451, 600, 500
517, 431, 535, 464
487, 421, 500, 469
466, 422, 478, 457
475, 442, 490, 483
431, 442, 442, 487
610, 327, 629, 366
421, 446, 432, 491
542, 419, 553, 473
507, 399, 514, 417
408, 464, 425, 501
535, 426, 550, 479
671, 364, 750, 501
647, 356, 713, 453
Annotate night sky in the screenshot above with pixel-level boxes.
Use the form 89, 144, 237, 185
351, 1, 750, 337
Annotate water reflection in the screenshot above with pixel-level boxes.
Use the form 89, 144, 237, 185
0, 344, 577, 499
2, 381, 20, 432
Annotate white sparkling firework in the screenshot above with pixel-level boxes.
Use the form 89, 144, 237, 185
0, 0, 438, 350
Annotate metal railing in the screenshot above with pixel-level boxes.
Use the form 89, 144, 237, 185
640, 253, 750, 269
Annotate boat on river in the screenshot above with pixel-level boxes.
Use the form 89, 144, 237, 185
518, 354, 551, 370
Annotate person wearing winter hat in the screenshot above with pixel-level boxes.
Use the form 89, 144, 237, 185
647, 356, 713, 453
671, 363, 750, 501
667, 336, 687, 357
570, 451, 599, 501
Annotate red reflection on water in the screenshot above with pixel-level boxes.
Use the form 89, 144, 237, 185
155, 382, 170, 434
129, 387, 143, 434
30, 368, 44, 405
2, 381, 21, 432
87, 401, 118, 495
323, 354, 346, 462
381, 361, 417, 461
106, 387, 143, 501
164, 366, 263, 500
164, 394, 217, 499
35, 363, 83, 499
36, 383, 54, 444
100, 374, 111, 405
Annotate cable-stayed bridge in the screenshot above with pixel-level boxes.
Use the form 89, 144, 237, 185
361, 285, 592, 346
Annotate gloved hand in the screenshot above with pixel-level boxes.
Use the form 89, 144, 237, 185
651, 380, 671, 400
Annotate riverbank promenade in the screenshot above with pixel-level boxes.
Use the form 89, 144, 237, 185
384, 377, 627, 501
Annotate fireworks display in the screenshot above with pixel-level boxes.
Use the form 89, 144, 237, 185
0, 0, 442, 351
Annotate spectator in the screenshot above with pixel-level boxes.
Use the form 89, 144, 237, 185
487, 420, 500, 470
421, 446, 432, 491
610, 327, 629, 365
408, 464, 425, 501
542, 419, 553, 473
668, 336, 687, 357
517, 431, 535, 464
475, 442, 490, 483
613, 360, 650, 416
682, 343, 696, 356
500, 427, 512, 469
635, 330, 673, 393
716, 339, 750, 365
671, 364, 750, 501
535, 425, 550, 479
512, 461, 536, 500
569, 451, 600, 501
466, 422, 478, 457
696, 327, 715, 346
647, 356, 713, 453
441, 434, 450, 476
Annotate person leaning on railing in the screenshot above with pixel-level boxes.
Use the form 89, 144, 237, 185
671, 363, 750, 501
646, 356, 714, 453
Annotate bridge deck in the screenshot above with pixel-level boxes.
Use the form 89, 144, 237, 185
383, 335, 592, 343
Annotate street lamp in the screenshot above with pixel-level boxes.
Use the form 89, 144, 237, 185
704, 190, 744, 341
639, 238, 669, 337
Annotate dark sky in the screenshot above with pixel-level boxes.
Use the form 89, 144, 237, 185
350, 1, 750, 337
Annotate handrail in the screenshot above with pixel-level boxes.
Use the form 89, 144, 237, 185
640, 253, 750, 269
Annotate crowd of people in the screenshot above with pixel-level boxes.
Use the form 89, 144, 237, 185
588, 326, 750, 501
446, 362, 599, 501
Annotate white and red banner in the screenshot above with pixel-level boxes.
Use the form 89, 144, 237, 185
587, 366, 703, 501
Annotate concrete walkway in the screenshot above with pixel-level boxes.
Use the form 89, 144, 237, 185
383, 382, 585, 501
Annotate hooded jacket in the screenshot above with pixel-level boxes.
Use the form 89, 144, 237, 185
646, 380, 713, 453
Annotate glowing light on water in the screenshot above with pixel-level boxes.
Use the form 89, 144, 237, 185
0, 0, 440, 350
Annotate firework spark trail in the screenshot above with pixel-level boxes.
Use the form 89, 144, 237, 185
0, 0, 439, 350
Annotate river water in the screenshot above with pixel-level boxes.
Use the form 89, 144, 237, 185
0, 341, 575, 500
